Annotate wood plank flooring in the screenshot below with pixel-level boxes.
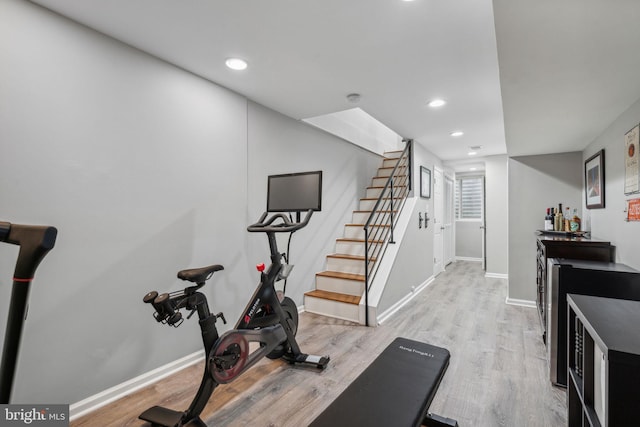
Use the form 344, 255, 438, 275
71, 261, 566, 427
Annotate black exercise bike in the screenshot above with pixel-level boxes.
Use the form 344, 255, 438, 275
0, 221, 58, 404
140, 209, 330, 427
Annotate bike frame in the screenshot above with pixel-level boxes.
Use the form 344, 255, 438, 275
140, 210, 326, 427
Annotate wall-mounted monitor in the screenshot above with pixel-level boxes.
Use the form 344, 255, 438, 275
267, 171, 322, 212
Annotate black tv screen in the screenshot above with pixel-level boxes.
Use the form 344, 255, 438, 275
267, 171, 322, 212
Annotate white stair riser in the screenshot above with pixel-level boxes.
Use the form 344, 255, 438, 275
353, 211, 392, 224
315, 275, 364, 296
366, 187, 383, 198
372, 178, 407, 190
304, 296, 360, 323
345, 225, 365, 240
360, 197, 403, 212
366, 187, 406, 199
336, 241, 366, 256
345, 225, 390, 240
372, 176, 389, 187
383, 158, 400, 168
327, 257, 367, 275
352, 211, 371, 224
377, 166, 407, 177
359, 199, 377, 211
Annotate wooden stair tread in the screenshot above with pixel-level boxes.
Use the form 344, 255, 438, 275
367, 185, 407, 189
316, 271, 365, 281
327, 253, 376, 262
353, 210, 397, 213
305, 289, 361, 305
346, 223, 391, 227
336, 237, 384, 244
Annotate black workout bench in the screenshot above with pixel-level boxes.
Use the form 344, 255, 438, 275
310, 337, 458, 427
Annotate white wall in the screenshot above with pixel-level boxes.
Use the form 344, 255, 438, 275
507, 152, 583, 301
0, 0, 380, 405
245, 101, 381, 305
485, 155, 509, 276
303, 108, 403, 155
377, 142, 442, 312
582, 96, 640, 270
455, 221, 483, 259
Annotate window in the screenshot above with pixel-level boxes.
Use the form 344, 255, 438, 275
455, 177, 483, 220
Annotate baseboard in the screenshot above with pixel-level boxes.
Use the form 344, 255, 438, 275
505, 297, 536, 308
485, 272, 508, 279
70, 350, 204, 421
455, 256, 482, 262
377, 276, 435, 325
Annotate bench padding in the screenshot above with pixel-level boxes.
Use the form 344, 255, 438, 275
310, 337, 450, 427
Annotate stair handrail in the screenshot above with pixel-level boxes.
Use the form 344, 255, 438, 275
363, 139, 412, 326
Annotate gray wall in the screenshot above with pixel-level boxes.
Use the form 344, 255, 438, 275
507, 152, 583, 301
582, 96, 640, 270
0, 0, 379, 404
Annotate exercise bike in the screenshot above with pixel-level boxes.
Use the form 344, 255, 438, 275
140, 209, 330, 427
0, 221, 57, 403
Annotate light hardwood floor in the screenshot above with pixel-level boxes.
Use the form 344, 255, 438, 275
71, 261, 566, 427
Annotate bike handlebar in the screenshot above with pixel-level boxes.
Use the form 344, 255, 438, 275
0, 221, 57, 280
247, 210, 313, 233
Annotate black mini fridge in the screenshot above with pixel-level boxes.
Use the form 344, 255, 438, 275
547, 258, 640, 387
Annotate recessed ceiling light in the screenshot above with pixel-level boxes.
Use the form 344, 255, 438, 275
470, 167, 477, 171
468, 151, 477, 156
346, 93, 361, 103
450, 131, 464, 137
428, 99, 446, 108
225, 58, 248, 71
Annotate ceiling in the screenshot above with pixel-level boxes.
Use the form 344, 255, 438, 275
29, 0, 640, 166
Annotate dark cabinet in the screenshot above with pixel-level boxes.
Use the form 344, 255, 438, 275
535, 234, 614, 344
547, 259, 640, 387
568, 294, 640, 427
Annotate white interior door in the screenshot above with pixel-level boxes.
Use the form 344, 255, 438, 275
482, 176, 486, 270
444, 175, 454, 266
433, 167, 444, 275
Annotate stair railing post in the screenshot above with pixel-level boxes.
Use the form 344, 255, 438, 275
364, 227, 370, 327
389, 178, 395, 244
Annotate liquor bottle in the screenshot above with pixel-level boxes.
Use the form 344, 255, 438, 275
564, 206, 571, 231
570, 209, 581, 232
555, 204, 564, 231
544, 208, 553, 230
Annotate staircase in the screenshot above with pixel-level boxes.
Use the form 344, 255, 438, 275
304, 145, 411, 324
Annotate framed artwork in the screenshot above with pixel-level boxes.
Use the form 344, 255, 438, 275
624, 124, 639, 194
420, 166, 431, 199
585, 149, 605, 209
627, 198, 640, 221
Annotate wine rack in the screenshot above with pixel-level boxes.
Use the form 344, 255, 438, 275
567, 294, 640, 427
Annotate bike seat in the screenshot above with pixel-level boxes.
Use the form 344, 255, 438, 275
177, 264, 224, 284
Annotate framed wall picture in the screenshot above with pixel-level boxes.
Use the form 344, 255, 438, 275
585, 149, 605, 209
624, 124, 639, 195
420, 166, 431, 199
627, 198, 640, 221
